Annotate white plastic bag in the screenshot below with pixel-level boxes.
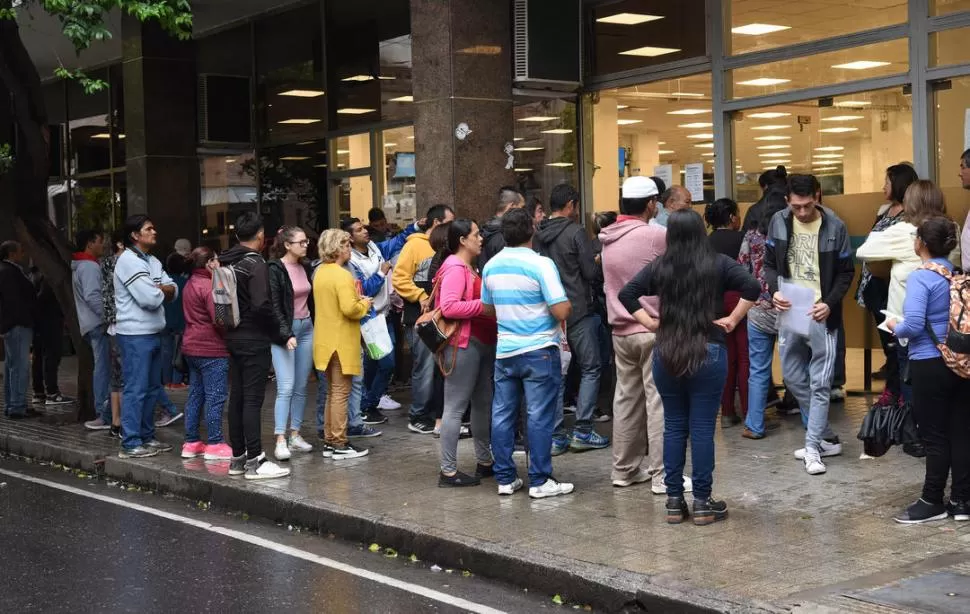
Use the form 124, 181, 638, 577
361, 313, 393, 361
559, 322, 572, 376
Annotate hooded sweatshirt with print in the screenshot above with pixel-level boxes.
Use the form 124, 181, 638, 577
598, 216, 667, 336
72, 252, 103, 336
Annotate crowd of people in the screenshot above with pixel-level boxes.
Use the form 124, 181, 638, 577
2, 152, 970, 525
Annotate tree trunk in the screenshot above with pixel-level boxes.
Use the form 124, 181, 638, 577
0, 17, 94, 422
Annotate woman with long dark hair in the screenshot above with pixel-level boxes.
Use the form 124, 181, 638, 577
619, 209, 759, 525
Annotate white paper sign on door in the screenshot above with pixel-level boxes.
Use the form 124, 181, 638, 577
964, 109, 970, 152
652, 164, 673, 190
684, 163, 705, 202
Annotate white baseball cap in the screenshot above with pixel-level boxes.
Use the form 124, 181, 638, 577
622, 176, 659, 199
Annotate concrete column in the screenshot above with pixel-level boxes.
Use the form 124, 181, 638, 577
121, 16, 200, 253
410, 0, 514, 224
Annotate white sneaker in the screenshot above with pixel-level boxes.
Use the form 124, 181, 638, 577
529, 478, 575, 499
245, 454, 291, 480
288, 434, 313, 453
274, 440, 291, 461
378, 395, 402, 410
498, 478, 524, 496
613, 468, 651, 488
651, 475, 693, 495
794, 438, 842, 460
804, 448, 827, 475
830, 387, 846, 401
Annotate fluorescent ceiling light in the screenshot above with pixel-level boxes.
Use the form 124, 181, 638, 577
90, 133, 111, 139
617, 119, 643, 125
278, 118, 321, 124
456, 45, 502, 55
513, 168, 533, 172
336, 108, 376, 115
753, 135, 791, 141
407, 136, 415, 140
760, 153, 790, 158
834, 100, 871, 108
384, 142, 397, 147
336, 149, 350, 154
337, 164, 346, 168
701, 153, 715, 157
757, 145, 791, 150
678, 122, 713, 128
619, 46, 680, 57
225, 158, 236, 163
687, 133, 714, 139
819, 127, 858, 133
815, 146, 844, 151
750, 124, 791, 130
831, 60, 890, 70
514, 146, 544, 152
546, 162, 574, 167
813, 154, 844, 158
732, 23, 791, 36
541, 128, 573, 134
738, 78, 791, 86
821, 115, 864, 122
617, 104, 629, 109
596, 13, 663, 25
658, 150, 675, 155
658, 141, 666, 145
748, 112, 791, 119
377, 76, 396, 80
341, 75, 374, 82
278, 89, 325, 98
762, 161, 791, 167
694, 143, 714, 149
389, 95, 414, 103
667, 109, 709, 115
518, 116, 557, 122
626, 91, 704, 99
513, 137, 524, 141
279, 156, 310, 161
814, 166, 839, 172
297, 141, 315, 145
314, 164, 327, 168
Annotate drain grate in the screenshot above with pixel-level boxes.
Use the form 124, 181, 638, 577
845, 571, 970, 613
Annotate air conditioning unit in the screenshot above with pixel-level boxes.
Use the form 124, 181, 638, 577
198, 74, 252, 145
513, 0, 582, 92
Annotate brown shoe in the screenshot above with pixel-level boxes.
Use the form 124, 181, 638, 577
742, 428, 765, 440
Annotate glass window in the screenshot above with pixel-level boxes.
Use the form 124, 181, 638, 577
587, 0, 706, 76
254, 143, 329, 237
930, 26, 970, 68
68, 68, 111, 175
200, 153, 259, 251
380, 126, 418, 228
932, 76, 970, 203
591, 74, 713, 213
332, 175, 374, 222
512, 99, 579, 207
729, 39, 907, 100
931, 0, 970, 15
729, 0, 906, 56
330, 134, 371, 171
198, 25, 253, 145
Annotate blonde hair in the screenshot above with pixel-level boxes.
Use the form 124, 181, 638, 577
904, 180, 947, 227
318, 229, 351, 263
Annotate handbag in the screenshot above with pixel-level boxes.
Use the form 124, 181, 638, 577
415, 275, 458, 354
172, 333, 188, 375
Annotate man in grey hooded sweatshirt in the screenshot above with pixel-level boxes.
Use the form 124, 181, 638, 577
73, 229, 112, 430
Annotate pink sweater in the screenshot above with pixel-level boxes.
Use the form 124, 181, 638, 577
599, 217, 667, 336
434, 255, 497, 349
181, 269, 228, 357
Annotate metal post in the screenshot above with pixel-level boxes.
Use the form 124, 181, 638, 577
910, 0, 933, 179
708, 0, 732, 199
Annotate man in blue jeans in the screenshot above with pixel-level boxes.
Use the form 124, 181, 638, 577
0, 241, 36, 419
482, 208, 574, 499
72, 229, 114, 430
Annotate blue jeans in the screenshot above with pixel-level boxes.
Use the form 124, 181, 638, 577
3, 326, 31, 416
317, 360, 364, 432
271, 318, 314, 435
117, 334, 162, 450
405, 325, 435, 424
184, 356, 229, 444
744, 322, 776, 437
85, 325, 111, 423
653, 343, 727, 500
160, 329, 184, 385
555, 314, 602, 436
492, 346, 562, 487
362, 315, 396, 411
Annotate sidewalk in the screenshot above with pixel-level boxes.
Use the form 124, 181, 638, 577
3, 358, 970, 613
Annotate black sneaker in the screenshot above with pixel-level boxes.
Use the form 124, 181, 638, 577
693, 497, 729, 526
895, 498, 948, 524
45, 393, 73, 406
408, 420, 435, 434
363, 409, 388, 425
331, 443, 369, 460
228, 453, 247, 475
475, 463, 495, 479
438, 471, 481, 488
947, 500, 970, 522
903, 442, 927, 458
666, 496, 689, 524
107, 425, 122, 439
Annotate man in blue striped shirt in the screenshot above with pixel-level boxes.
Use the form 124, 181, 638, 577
482, 209, 574, 499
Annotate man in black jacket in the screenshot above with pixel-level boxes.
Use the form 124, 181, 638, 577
219, 213, 290, 480
30, 269, 71, 406
534, 184, 610, 454
0, 241, 37, 418
479, 186, 525, 269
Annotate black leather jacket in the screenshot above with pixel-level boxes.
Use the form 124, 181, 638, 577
268, 259, 314, 345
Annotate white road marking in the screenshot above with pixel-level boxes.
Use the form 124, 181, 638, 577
0, 468, 506, 614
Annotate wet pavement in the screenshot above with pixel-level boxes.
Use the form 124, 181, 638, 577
4, 358, 970, 611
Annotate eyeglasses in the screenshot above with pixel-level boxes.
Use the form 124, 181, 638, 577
288, 240, 310, 247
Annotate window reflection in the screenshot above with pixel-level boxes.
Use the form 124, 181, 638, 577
381, 126, 417, 227
253, 144, 329, 238
200, 153, 259, 251
513, 99, 579, 207
68, 68, 112, 175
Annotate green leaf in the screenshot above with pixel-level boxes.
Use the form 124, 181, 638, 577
552, 594, 564, 605
409, 554, 419, 562
368, 543, 381, 552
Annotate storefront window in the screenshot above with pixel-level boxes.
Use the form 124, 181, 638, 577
513, 99, 579, 207
587, 0, 706, 76
199, 153, 259, 251
68, 68, 111, 175
728, 0, 906, 56
330, 134, 371, 171
931, 0, 970, 15
932, 76, 970, 210
332, 175, 374, 222
930, 26, 970, 68
381, 125, 417, 228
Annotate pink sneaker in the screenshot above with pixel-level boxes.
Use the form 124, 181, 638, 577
204, 443, 233, 461
181, 441, 205, 459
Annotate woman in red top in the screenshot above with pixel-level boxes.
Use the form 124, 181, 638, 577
180, 247, 232, 460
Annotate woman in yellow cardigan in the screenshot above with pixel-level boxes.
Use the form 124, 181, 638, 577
313, 229, 372, 460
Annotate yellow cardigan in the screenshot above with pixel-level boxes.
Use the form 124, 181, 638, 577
312, 263, 370, 375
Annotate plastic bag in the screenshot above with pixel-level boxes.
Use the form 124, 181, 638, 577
857, 399, 920, 457
361, 313, 393, 361
559, 322, 571, 376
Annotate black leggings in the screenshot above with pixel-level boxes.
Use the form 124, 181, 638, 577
227, 341, 270, 459
910, 357, 970, 503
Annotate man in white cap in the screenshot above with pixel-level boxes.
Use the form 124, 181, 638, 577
598, 176, 692, 494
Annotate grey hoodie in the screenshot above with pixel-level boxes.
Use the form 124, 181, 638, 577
72, 257, 103, 336
534, 216, 598, 326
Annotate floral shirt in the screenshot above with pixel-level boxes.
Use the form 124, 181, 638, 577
856, 205, 904, 306
102, 253, 118, 327
738, 229, 778, 334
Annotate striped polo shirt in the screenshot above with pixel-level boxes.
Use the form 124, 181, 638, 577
481, 247, 568, 359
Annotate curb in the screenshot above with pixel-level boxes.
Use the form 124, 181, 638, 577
3, 431, 781, 614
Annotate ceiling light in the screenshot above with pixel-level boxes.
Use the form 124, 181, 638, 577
384, 142, 397, 147
678, 122, 713, 128
513, 137, 523, 141
738, 78, 791, 86
762, 161, 791, 167
754, 135, 791, 141
225, 158, 236, 163
758, 145, 791, 150
541, 129, 573, 134
760, 153, 789, 158
751, 124, 791, 130
336, 108, 376, 115
118, 134, 126, 139
337, 163, 346, 168
732, 23, 791, 36
831, 60, 890, 70
687, 133, 714, 139
456, 45, 502, 55
336, 149, 350, 154
747, 112, 791, 119
625, 91, 704, 99
278, 118, 321, 124
814, 166, 839, 172
518, 116, 557, 122
813, 154, 844, 159
90, 133, 111, 139
279, 156, 310, 161
278, 89, 325, 98
617, 119, 643, 125
546, 162, 573, 167
694, 143, 714, 149
701, 153, 715, 157
514, 146, 544, 152
389, 95, 414, 103
619, 46, 681, 57
407, 136, 415, 140
658, 150, 675, 155
341, 75, 374, 82
617, 104, 629, 110
834, 100, 871, 108
658, 141, 666, 145
667, 109, 710, 115
596, 13, 663, 25
819, 127, 858, 133
821, 115, 864, 122
314, 164, 327, 168
297, 141, 315, 145
377, 75, 396, 81
815, 146, 844, 151
513, 168, 533, 172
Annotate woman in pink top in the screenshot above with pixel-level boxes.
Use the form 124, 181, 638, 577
180, 247, 232, 460
434, 219, 497, 487
268, 226, 316, 462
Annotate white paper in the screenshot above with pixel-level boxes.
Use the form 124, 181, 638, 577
778, 278, 815, 336
652, 164, 673, 190
684, 163, 704, 202
879, 310, 908, 346
965, 109, 970, 152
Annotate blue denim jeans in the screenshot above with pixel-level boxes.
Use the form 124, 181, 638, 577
270, 317, 314, 435
555, 314, 602, 436
3, 326, 31, 416
159, 329, 184, 385
361, 315, 396, 411
85, 325, 111, 423
184, 356, 229, 444
117, 334, 162, 450
317, 360, 364, 432
653, 343, 727, 500
492, 346, 562, 487
744, 322, 776, 437
405, 325, 435, 424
